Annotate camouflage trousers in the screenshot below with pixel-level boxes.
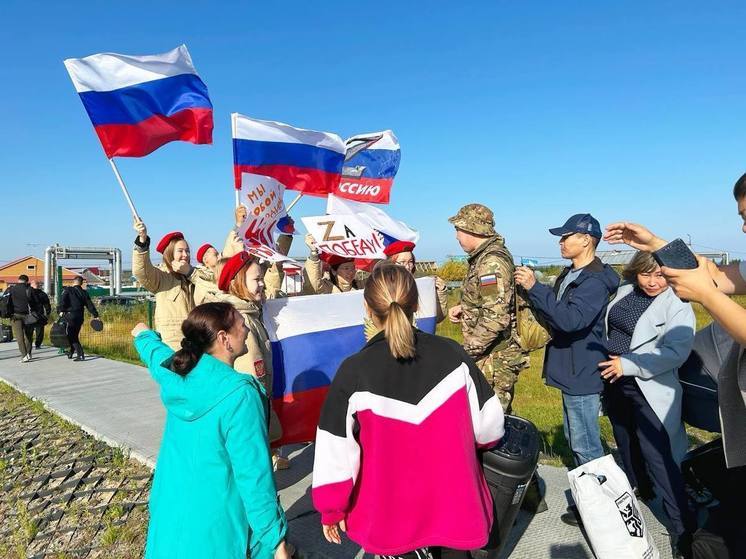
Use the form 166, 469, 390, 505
476, 343, 529, 414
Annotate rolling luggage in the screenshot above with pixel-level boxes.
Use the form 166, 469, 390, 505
472, 415, 540, 559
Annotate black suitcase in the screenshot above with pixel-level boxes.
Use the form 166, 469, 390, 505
472, 415, 540, 559
0, 323, 12, 342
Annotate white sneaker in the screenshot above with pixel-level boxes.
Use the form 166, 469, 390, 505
21, 355, 31, 363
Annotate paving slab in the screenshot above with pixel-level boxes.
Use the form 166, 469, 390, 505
0, 342, 678, 558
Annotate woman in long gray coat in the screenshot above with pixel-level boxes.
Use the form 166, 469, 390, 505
598, 251, 696, 556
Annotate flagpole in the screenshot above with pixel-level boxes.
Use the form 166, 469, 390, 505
286, 193, 304, 212
235, 188, 240, 208
108, 158, 141, 221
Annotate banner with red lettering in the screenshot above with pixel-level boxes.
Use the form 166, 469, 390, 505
237, 172, 288, 248
331, 130, 400, 204
301, 214, 386, 259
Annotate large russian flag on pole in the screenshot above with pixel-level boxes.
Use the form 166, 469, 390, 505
264, 277, 437, 445
232, 113, 346, 197
64, 45, 213, 158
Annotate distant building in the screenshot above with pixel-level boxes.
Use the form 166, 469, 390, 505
597, 249, 729, 267
0, 256, 80, 291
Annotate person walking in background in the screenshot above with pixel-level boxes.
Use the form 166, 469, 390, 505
30, 280, 51, 349
601, 251, 696, 558
58, 276, 99, 361
131, 302, 290, 559
447, 203, 527, 413
313, 264, 503, 558
7, 274, 41, 362
514, 213, 619, 526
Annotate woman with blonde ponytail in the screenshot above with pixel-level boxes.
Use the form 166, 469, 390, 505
312, 263, 505, 559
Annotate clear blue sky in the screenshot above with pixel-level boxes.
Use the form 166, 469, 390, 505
3, 1, 746, 268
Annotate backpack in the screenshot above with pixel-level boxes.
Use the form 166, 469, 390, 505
491, 245, 552, 353
515, 285, 552, 352
0, 291, 13, 319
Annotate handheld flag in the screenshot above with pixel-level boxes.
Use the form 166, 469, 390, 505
333, 130, 400, 204
64, 45, 213, 158
232, 114, 345, 197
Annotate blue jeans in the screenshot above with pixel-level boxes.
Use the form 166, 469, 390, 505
562, 392, 603, 467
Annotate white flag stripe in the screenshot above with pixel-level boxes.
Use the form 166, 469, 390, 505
263, 277, 437, 341
231, 113, 345, 154
326, 194, 419, 244
63, 45, 197, 93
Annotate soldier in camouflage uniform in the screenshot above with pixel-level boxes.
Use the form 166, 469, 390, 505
448, 204, 528, 413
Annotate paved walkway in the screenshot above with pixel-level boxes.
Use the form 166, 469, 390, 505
0, 343, 678, 558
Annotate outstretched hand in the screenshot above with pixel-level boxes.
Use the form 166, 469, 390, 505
133, 219, 148, 243
131, 322, 149, 337
235, 205, 248, 227
602, 222, 666, 252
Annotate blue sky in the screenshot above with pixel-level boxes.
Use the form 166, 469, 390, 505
3, 1, 746, 268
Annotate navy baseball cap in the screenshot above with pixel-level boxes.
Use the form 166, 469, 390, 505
549, 213, 602, 239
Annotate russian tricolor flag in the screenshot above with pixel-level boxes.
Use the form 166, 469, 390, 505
334, 130, 401, 204
264, 277, 437, 445
64, 45, 213, 158
232, 113, 346, 197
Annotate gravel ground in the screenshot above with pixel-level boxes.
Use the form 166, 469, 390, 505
0, 383, 150, 559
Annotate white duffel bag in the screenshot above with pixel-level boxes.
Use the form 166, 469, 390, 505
568, 455, 659, 559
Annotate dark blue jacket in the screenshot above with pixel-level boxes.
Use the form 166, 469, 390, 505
527, 258, 620, 395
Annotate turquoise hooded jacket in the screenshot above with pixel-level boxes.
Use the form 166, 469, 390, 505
134, 330, 287, 559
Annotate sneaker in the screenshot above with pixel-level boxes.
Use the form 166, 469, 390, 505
73, 355, 85, 362
21, 355, 31, 363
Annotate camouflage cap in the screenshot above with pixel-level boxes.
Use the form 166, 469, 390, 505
448, 203, 496, 236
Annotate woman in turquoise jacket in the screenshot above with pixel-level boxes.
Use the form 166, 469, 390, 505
132, 302, 290, 559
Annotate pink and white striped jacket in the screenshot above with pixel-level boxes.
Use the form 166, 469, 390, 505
312, 330, 504, 556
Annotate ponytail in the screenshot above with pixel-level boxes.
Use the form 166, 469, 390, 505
364, 263, 419, 360
170, 302, 236, 376
384, 301, 416, 360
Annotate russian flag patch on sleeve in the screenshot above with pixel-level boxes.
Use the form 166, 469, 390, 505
479, 274, 498, 286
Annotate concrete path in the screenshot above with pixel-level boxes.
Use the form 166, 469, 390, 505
0, 343, 679, 558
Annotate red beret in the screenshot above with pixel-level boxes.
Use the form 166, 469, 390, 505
384, 240, 416, 257
319, 252, 354, 269
156, 231, 185, 254
196, 243, 215, 264
218, 251, 252, 291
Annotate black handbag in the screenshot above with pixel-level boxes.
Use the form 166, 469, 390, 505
50, 318, 70, 348
22, 312, 41, 326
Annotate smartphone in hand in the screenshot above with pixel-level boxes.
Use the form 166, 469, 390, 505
652, 239, 698, 270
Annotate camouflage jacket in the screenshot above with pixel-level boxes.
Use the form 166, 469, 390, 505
460, 235, 516, 359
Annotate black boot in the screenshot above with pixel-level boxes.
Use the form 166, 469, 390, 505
521, 474, 548, 514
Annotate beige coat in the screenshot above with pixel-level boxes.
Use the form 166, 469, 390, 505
132, 246, 197, 351
302, 256, 362, 294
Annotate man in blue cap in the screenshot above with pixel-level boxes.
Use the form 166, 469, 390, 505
515, 213, 620, 526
